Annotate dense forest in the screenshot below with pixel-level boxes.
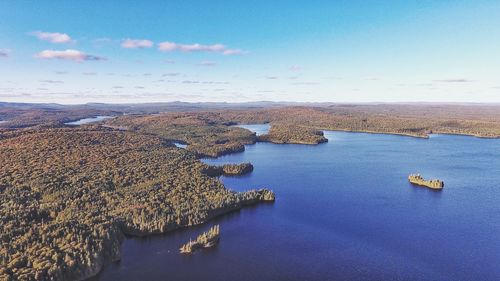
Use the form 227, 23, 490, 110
0, 126, 273, 281
215, 105, 500, 138
202, 163, 254, 177
258, 124, 328, 144
0, 108, 117, 129
3, 103, 500, 138
103, 112, 258, 157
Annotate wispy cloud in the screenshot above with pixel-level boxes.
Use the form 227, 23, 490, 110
323, 76, 344, 80
265, 76, 278, 80
0, 49, 10, 57
36, 49, 106, 62
202, 81, 228, 84
197, 61, 216, 67
158, 41, 244, 55
83, 72, 97, 75
40, 80, 64, 84
433, 79, 475, 83
31, 31, 74, 44
292, 82, 320, 85
121, 38, 154, 49
289, 65, 301, 71
181, 80, 227, 84
221, 49, 245, 55
162, 73, 180, 77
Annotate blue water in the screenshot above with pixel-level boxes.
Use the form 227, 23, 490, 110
65, 116, 113, 125
172, 142, 187, 149
93, 126, 500, 281
235, 123, 270, 136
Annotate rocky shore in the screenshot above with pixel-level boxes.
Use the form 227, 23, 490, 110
118, 188, 275, 237
180, 225, 220, 254
408, 174, 444, 190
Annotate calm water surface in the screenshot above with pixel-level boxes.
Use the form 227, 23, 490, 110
65, 116, 113, 125
172, 142, 188, 149
94, 126, 500, 281
235, 123, 270, 136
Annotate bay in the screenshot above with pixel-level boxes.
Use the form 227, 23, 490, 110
93, 125, 500, 281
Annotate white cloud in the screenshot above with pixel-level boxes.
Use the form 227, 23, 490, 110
0, 49, 9, 57
433, 79, 474, 83
40, 80, 64, 84
222, 49, 244, 55
197, 61, 216, 66
158, 41, 244, 55
36, 49, 106, 62
31, 31, 74, 44
121, 39, 154, 49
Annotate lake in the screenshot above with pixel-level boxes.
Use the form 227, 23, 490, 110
93, 125, 500, 281
65, 116, 113, 125
234, 123, 270, 136
172, 142, 188, 149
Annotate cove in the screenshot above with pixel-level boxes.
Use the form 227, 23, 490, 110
92, 125, 500, 281
65, 116, 113, 125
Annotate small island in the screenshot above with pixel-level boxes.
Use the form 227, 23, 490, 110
180, 225, 220, 254
202, 163, 254, 177
408, 174, 444, 190
222, 163, 254, 176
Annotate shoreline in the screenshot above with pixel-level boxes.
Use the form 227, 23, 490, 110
315, 127, 500, 140
4, 122, 498, 281
236, 122, 500, 141
80, 176, 274, 281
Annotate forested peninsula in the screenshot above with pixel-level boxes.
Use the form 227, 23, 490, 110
0, 124, 273, 281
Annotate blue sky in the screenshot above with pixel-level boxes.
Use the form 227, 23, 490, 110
1, 0, 499, 104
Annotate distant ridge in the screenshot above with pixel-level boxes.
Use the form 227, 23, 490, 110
0, 101, 500, 111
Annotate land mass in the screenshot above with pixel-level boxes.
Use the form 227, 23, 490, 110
179, 225, 220, 254
258, 124, 328, 144
408, 174, 444, 190
0, 126, 273, 281
202, 163, 254, 177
